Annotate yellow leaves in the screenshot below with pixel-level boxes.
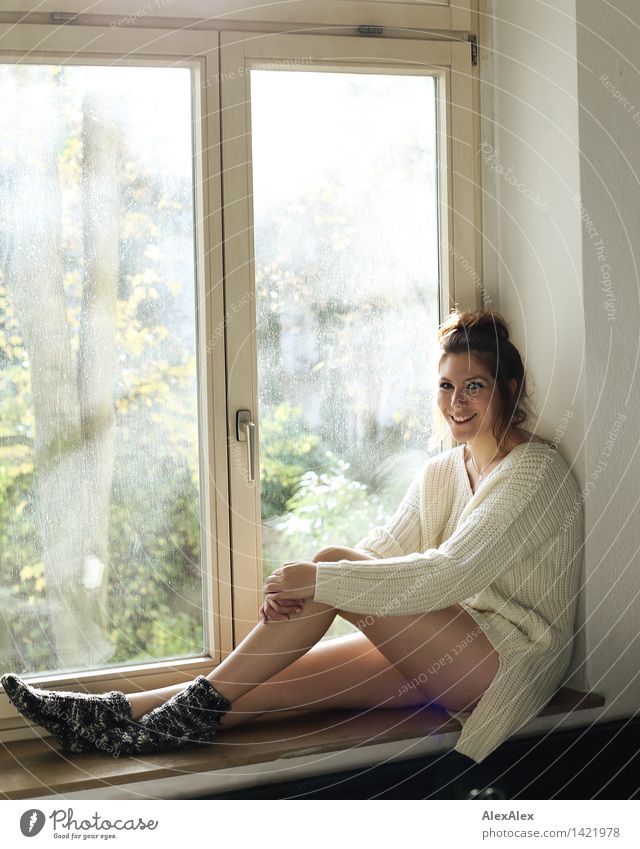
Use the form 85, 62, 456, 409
20, 561, 44, 582
116, 316, 172, 360
119, 322, 147, 357
167, 280, 182, 297
0, 459, 34, 479
18, 562, 46, 594
15, 499, 27, 517
0, 327, 26, 361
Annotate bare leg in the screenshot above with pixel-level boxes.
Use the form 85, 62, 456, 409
338, 604, 500, 714
125, 600, 336, 720
126, 546, 370, 720
216, 604, 499, 729
218, 630, 432, 729
125, 546, 498, 724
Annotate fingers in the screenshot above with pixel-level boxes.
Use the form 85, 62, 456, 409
259, 595, 305, 624
269, 594, 304, 612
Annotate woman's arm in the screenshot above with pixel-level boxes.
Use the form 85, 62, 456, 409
312, 457, 582, 617
262, 464, 428, 605
260, 546, 377, 621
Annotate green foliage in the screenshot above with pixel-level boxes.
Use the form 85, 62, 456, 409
258, 403, 386, 574
265, 458, 384, 565
259, 403, 328, 521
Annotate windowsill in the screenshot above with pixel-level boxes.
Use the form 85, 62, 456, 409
0, 688, 604, 800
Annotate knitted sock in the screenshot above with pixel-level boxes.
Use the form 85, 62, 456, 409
91, 675, 232, 757
1, 673, 133, 754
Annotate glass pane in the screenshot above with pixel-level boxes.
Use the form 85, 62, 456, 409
0, 64, 205, 675
250, 70, 439, 639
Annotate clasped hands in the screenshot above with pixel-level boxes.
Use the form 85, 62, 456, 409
259, 560, 318, 624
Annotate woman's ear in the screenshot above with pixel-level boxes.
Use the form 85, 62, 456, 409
510, 378, 517, 397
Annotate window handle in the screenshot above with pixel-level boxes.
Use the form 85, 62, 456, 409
236, 409, 256, 483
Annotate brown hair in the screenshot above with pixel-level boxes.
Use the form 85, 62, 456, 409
433, 309, 538, 456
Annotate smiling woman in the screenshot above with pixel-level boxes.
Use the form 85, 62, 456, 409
435, 310, 540, 493
2, 309, 583, 767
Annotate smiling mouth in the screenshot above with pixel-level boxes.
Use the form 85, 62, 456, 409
450, 413, 477, 424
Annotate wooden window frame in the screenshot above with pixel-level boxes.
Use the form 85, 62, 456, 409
0, 23, 231, 743
3, 0, 473, 32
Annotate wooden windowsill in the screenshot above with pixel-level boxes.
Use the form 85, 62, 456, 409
0, 688, 604, 800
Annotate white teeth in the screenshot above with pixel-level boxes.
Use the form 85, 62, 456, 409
451, 413, 476, 423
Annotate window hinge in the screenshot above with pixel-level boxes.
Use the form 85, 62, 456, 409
358, 25, 384, 37
468, 34, 478, 66
51, 12, 79, 25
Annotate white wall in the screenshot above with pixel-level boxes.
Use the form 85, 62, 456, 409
575, 0, 640, 718
479, 0, 587, 686
481, 0, 640, 716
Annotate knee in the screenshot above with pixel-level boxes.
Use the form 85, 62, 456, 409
312, 545, 350, 563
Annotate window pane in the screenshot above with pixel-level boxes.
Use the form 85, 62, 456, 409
250, 70, 439, 639
0, 64, 205, 675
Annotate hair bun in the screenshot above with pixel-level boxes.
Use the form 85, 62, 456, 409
475, 314, 510, 343
439, 310, 510, 344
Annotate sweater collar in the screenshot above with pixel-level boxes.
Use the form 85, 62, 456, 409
457, 441, 550, 499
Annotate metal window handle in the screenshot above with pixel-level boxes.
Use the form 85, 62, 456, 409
236, 409, 256, 482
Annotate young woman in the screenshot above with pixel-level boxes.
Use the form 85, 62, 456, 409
2, 309, 583, 763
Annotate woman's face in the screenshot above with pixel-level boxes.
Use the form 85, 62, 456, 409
437, 353, 505, 442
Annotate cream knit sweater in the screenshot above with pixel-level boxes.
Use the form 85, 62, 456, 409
312, 439, 584, 763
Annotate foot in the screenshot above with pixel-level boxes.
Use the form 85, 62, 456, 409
91, 719, 220, 758
135, 675, 231, 753
90, 676, 232, 757
1, 673, 133, 753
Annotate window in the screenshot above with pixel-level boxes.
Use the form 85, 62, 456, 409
0, 62, 204, 673
0, 27, 227, 735
220, 32, 480, 642
0, 17, 480, 738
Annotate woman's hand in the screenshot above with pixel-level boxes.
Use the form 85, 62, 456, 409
262, 561, 318, 600
259, 594, 305, 624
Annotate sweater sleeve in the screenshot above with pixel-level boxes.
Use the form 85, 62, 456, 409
351, 464, 425, 560
313, 456, 568, 616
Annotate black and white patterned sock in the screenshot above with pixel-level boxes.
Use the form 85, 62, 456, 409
91, 675, 232, 757
1, 673, 133, 753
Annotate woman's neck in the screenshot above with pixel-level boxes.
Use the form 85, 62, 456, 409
465, 428, 527, 472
